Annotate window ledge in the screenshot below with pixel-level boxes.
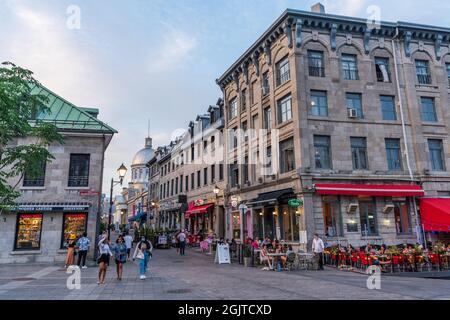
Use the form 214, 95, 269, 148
20, 187, 46, 191
360, 236, 382, 240
65, 187, 90, 190
10, 250, 42, 255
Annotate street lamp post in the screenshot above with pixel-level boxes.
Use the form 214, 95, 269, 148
213, 185, 220, 238
108, 163, 128, 238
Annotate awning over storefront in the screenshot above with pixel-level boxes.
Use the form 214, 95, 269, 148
185, 203, 214, 217
128, 212, 147, 222
420, 198, 450, 232
247, 188, 294, 206
314, 184, 424, 197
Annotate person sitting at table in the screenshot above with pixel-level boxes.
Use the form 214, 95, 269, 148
260, 245, 272, 270
365, 243, 373, 254
251, 238, 260, 250
265, 238, 273, 251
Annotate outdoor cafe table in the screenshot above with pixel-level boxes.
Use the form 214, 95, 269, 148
266, 253, 287, 270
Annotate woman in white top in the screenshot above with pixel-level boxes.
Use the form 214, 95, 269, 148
97, 235, 113, 285
133, 236, 153, 280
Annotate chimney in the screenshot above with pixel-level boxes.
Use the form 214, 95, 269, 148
145, 137, 152, 148
311, 3, 325, 14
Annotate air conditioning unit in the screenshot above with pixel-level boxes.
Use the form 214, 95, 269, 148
347, 203, 359, 214
347, 108, 358, 118
258, 177, 263, 183
383, 204, 395, 214
423, 168, 431, 175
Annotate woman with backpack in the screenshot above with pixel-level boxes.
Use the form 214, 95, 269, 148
133, 236, 153, 280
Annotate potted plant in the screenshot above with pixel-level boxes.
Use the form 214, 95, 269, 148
243, 244, 252, 267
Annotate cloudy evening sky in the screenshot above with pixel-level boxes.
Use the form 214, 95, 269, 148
1, 0, 449, 194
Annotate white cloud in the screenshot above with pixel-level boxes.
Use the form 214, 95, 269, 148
147, 28, 197, 74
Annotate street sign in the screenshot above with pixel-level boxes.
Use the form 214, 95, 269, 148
288, 199, 303, 208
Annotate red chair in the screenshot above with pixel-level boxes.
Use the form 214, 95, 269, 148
391, 255, 403, 272
351, 252, 359, 268
428, 254, 440, 271
338, 253, 348, 268
331, 254, 337, 266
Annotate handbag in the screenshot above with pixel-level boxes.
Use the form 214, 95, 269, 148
136, 250, 144, 259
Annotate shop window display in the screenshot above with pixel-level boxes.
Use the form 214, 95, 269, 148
15, 214, 43, 250
61, 213, 87, 249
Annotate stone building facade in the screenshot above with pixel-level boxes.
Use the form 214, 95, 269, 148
217, 5, 450, 247
0, 85, 116, 264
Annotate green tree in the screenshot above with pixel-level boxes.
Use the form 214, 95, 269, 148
0, 62, 63, 211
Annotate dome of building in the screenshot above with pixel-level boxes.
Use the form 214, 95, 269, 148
131, 137, 154, 167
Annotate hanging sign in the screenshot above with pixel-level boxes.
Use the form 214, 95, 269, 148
288, 199, 303, 208
214, 244, 231, 264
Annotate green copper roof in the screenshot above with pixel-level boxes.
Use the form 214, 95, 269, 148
30, 84, 117, 134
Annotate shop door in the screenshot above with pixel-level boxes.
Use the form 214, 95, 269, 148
264, 207, 275, 239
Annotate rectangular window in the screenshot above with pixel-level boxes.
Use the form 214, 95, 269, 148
241, 89, 247, 111
229, 161, 239, 188
381, 95, 397, 121
310, 90, 328, 117
351, 137, 368, 170
262, 72, 270, 96
375, 57, 391, 82
314, 135, 331, 169
346, 93, 363, 119
185, 175, 189, 192
61, 213, 87, 249
360, 200, 377, 236
243, 155, 249, 183
219, 163, 224, 181
171, 179, 174, 196
342, 54, 359, 80
203, 168, 208, 186
231, 127, 238, 149
180, 175, 183, 193
420, 97, 437, 122
385, 138, 402, 171
263, 107, 271, 130
68, 154, 90, 187
394, 201, 412, 235
416, 60, 431, 84
279, 137, 295, 173
242, 121, 248, 142
14, 213, 43, 250
175, 177, 179, 194
229, 98, 237, 119
276, 56, 290, 86
308, 50, 325, 77
446, 63, 450, 86
211, 165, 215, 183
160, 185, 163, 198
23, 161, 46, 187
322, 196, 342, 237
250, 81, 257, 105
264, 146, 273, 176
277, 95, 292, 124
191, 173, 195, 190
197, 171, 201, 188
428, 139, 446, 171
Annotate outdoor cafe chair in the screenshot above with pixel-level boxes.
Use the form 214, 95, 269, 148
285, 253, 297, 271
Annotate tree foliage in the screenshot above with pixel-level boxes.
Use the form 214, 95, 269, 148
0, 62, 63, 209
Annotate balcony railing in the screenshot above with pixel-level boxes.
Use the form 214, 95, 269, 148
276, 71, 290, 86
343, 69, 359, 80
417, 74, 431, 85
68, 176, 89, 187
309, 66, 325, 77
376, 69, 391, 82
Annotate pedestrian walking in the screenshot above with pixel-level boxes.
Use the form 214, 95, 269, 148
97, 235, 113, 285
177, 229, 187, 256
312, 233, 325, 271
114, 235, 127, 281
133, 236, 153, 280
64, 237, 76, 268
124, 232, 133, 261
76, 232, 90, 269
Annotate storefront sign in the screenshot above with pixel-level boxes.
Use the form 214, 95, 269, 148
288, 199, 303, 208
158, 236, 167, 245
194, 199, 205, 206
79, 190, 100, 197
16, 205, 90, 212
215, 244, 231, 264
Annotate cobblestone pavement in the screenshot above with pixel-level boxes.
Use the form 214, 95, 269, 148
0, 248, 449, 300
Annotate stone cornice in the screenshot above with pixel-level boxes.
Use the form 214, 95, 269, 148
217, 8, 450, 88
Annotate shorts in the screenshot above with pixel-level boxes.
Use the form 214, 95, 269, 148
115, 259, 126, 265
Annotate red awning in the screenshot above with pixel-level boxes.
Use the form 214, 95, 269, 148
420, 198, 450, 232
315, 184, 425, 197
185, 203, 214, 217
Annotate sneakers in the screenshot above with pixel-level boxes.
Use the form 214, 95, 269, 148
82, 266, 88, 269
140, 275, 146, 280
